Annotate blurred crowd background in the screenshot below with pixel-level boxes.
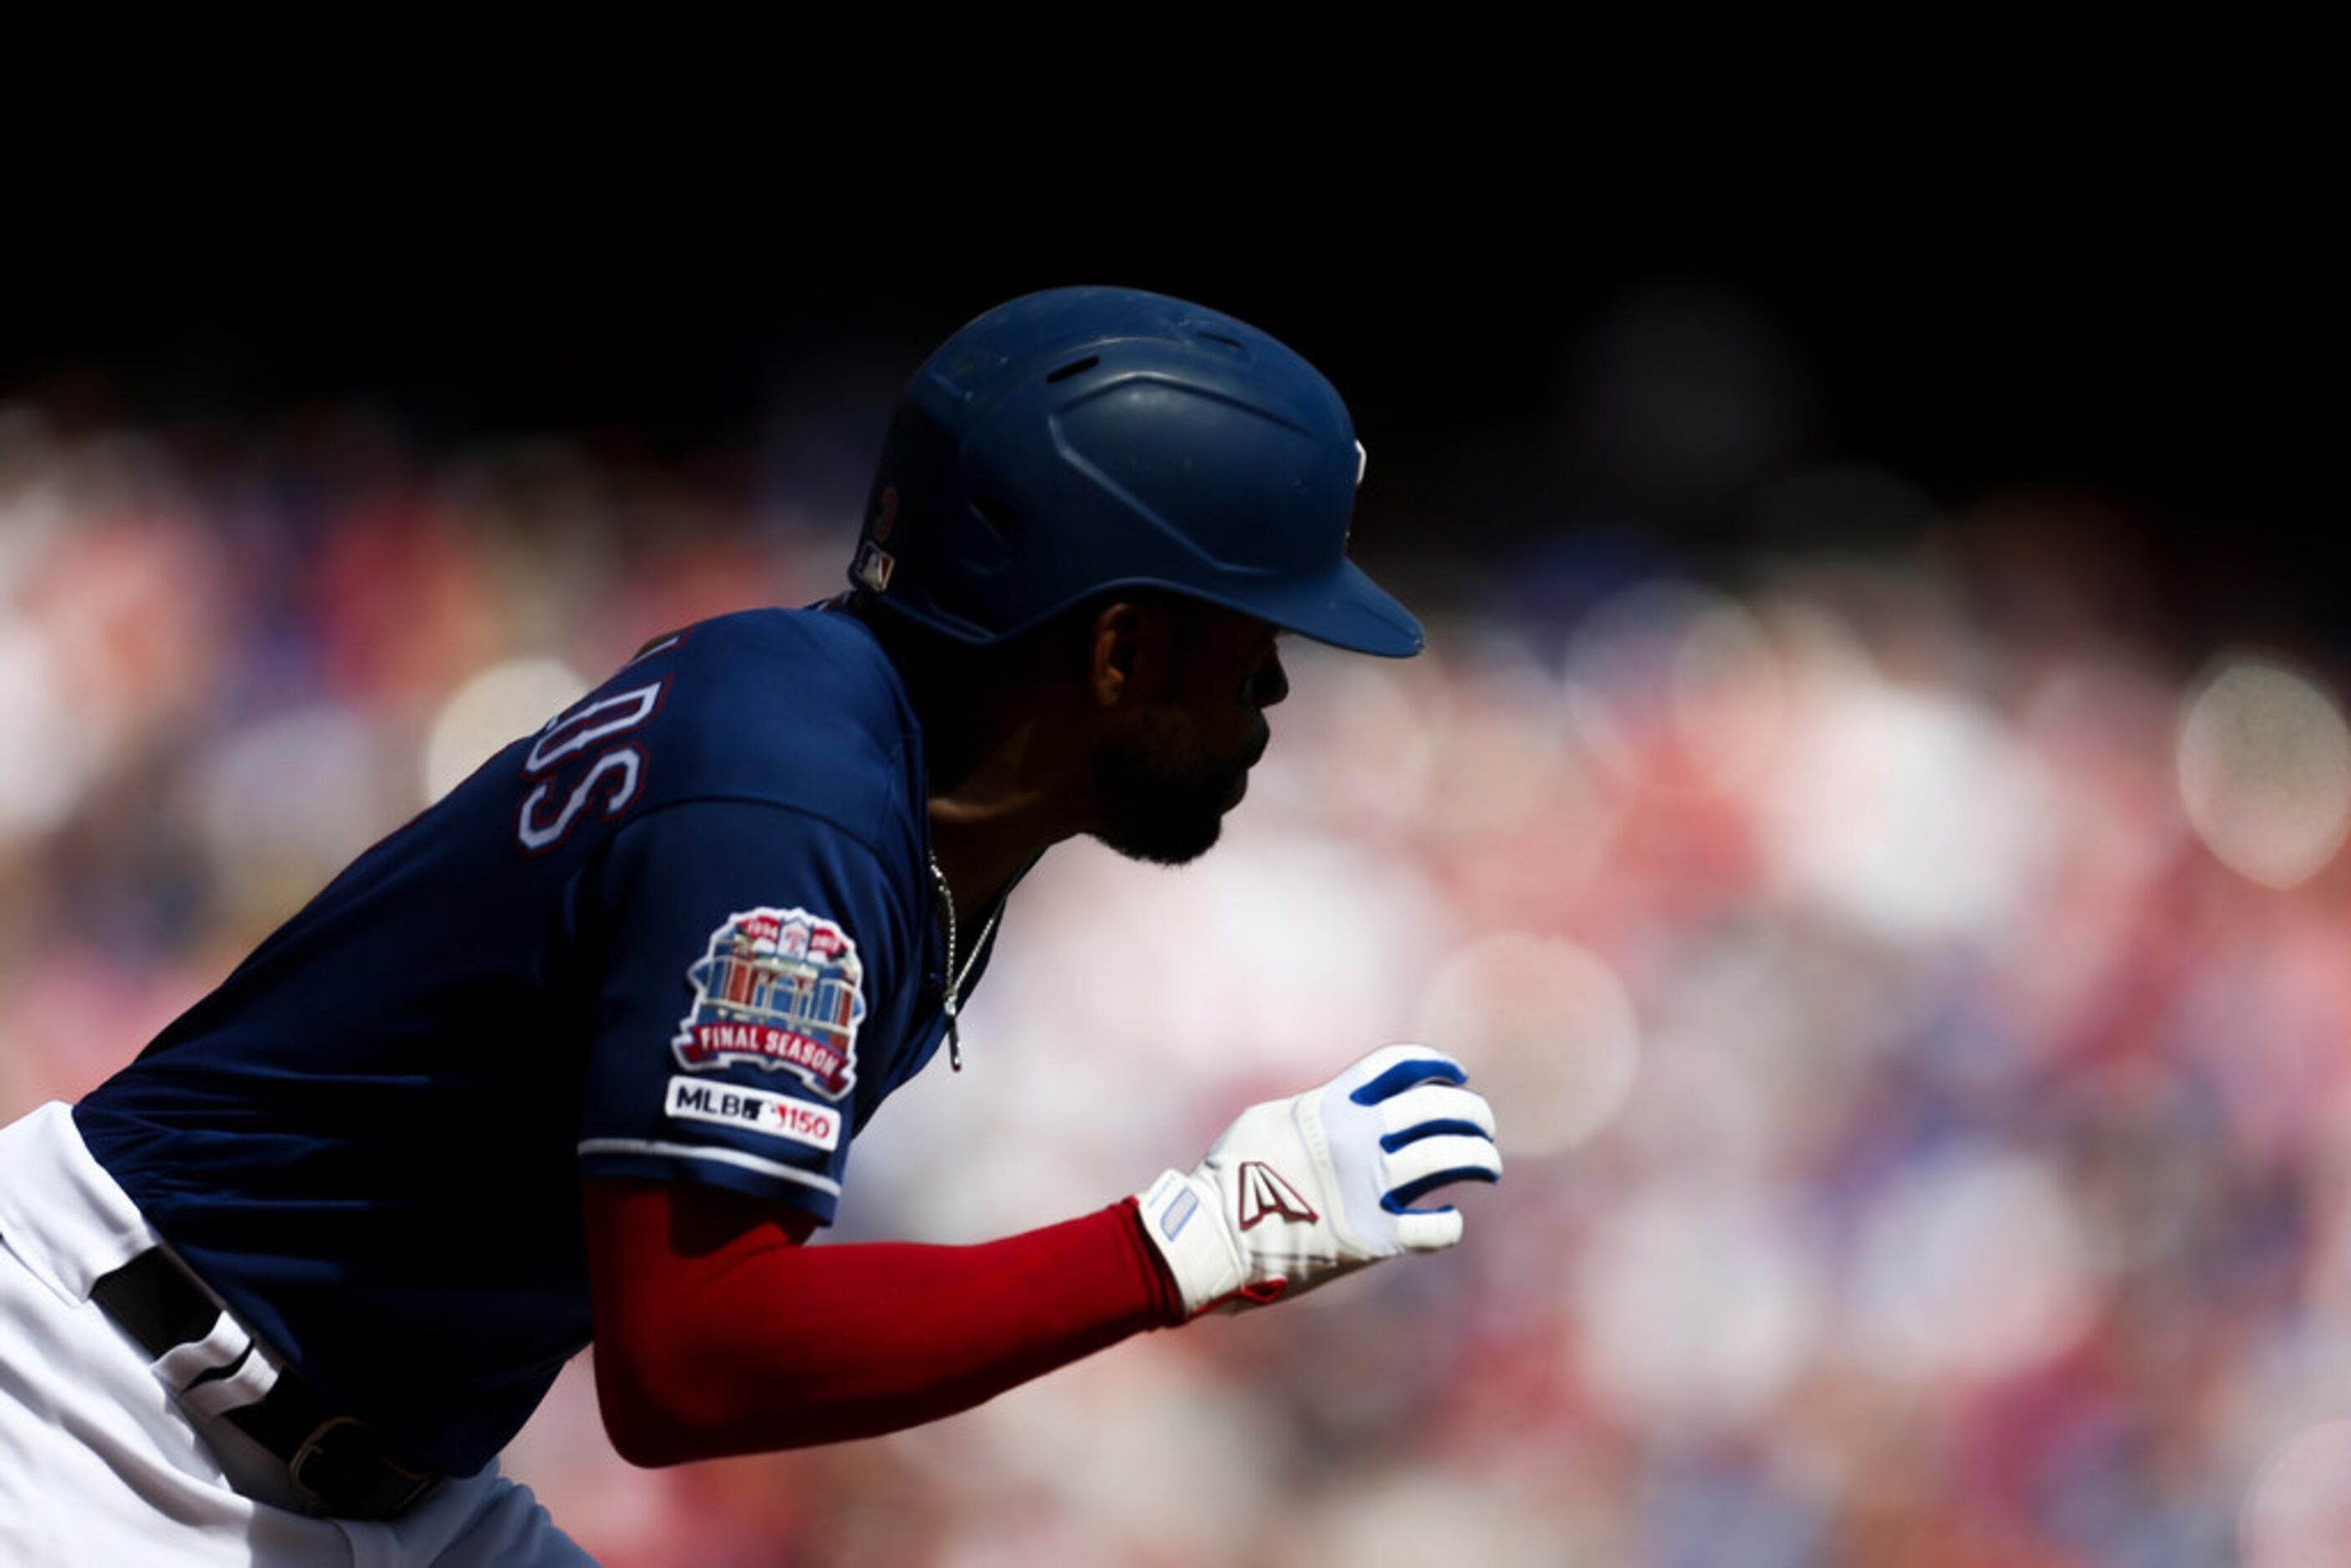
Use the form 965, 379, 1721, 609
4, 236, 2348, 1568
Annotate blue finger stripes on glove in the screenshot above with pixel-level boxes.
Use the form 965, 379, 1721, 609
1136, 1044, 1502, 1315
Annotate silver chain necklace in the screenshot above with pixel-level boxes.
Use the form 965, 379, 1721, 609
928, 853, 999, 1071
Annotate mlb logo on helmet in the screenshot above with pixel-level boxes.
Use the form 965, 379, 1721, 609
852, 539, 895, 594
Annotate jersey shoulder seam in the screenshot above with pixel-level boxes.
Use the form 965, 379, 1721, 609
595, 793, 923, 936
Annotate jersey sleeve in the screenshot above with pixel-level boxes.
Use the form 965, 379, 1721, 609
571, 797, 917, 1224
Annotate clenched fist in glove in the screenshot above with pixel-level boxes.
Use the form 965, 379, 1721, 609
1134, 1045, 1503, 1316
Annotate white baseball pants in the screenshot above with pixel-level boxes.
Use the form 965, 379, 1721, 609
0, 1102, 596, 1565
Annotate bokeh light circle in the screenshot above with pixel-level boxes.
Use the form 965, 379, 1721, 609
1414, 932, 1640, 1157
424, 656, 589, 803
1563, 579, 1784, 789
2177, 653, 2351, 889
1850, 1148, 2095, 1385
2243, 1421, 2351, 1568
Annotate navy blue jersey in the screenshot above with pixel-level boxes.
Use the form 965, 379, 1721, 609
73, 606, 991, 1477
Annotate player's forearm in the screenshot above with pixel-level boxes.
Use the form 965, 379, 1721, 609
587, 1181, 1181, 1466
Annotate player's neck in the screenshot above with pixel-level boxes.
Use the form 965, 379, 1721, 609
927, 798, 1058, 929
928, 706, 1097, 917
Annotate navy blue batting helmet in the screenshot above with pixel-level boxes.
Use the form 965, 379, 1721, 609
848, 286, 1423, 657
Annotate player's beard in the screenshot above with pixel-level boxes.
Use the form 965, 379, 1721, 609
1091, 709, 1267, 867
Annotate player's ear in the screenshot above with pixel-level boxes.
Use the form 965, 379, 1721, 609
1085, 599, 1166, 708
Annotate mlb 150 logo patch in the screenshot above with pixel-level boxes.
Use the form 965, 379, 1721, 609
665, 1076, 842, 1152
673, 907, 866, 1100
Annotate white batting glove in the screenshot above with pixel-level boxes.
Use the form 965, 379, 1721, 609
1134, 1045, 1502, 1317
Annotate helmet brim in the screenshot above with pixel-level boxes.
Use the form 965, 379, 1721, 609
1187, 557, 1425, 659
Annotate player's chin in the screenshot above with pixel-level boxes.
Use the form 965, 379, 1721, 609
1221, 728, 1268, 808
1094, 787, 1232, 867
1092, 721, 1256, 865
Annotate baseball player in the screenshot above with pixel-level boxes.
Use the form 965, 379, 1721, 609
0, 286, 1503, 1564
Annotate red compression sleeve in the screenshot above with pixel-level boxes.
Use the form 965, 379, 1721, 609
585, 1178, 1186, 1465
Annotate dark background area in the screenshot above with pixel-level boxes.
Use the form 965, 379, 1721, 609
5, 43, 2339, 652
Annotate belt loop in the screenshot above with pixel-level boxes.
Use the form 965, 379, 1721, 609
153, 1311, 252, 1396
179, 1343, 283, 1422
89, 1244, 442, 1520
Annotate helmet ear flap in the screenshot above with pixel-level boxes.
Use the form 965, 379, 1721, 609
850, 287, 1423, 660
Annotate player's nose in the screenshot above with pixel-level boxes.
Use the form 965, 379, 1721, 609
1246, 648, 1289, 710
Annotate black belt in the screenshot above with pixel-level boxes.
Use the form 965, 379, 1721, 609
90, 1249, 440, 1520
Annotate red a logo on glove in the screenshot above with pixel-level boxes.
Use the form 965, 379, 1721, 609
1236, 1161, 1319, 1230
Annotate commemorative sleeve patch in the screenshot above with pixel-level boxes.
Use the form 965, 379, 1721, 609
672, 907, 866, 1100
665, 1076, 842, 1151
